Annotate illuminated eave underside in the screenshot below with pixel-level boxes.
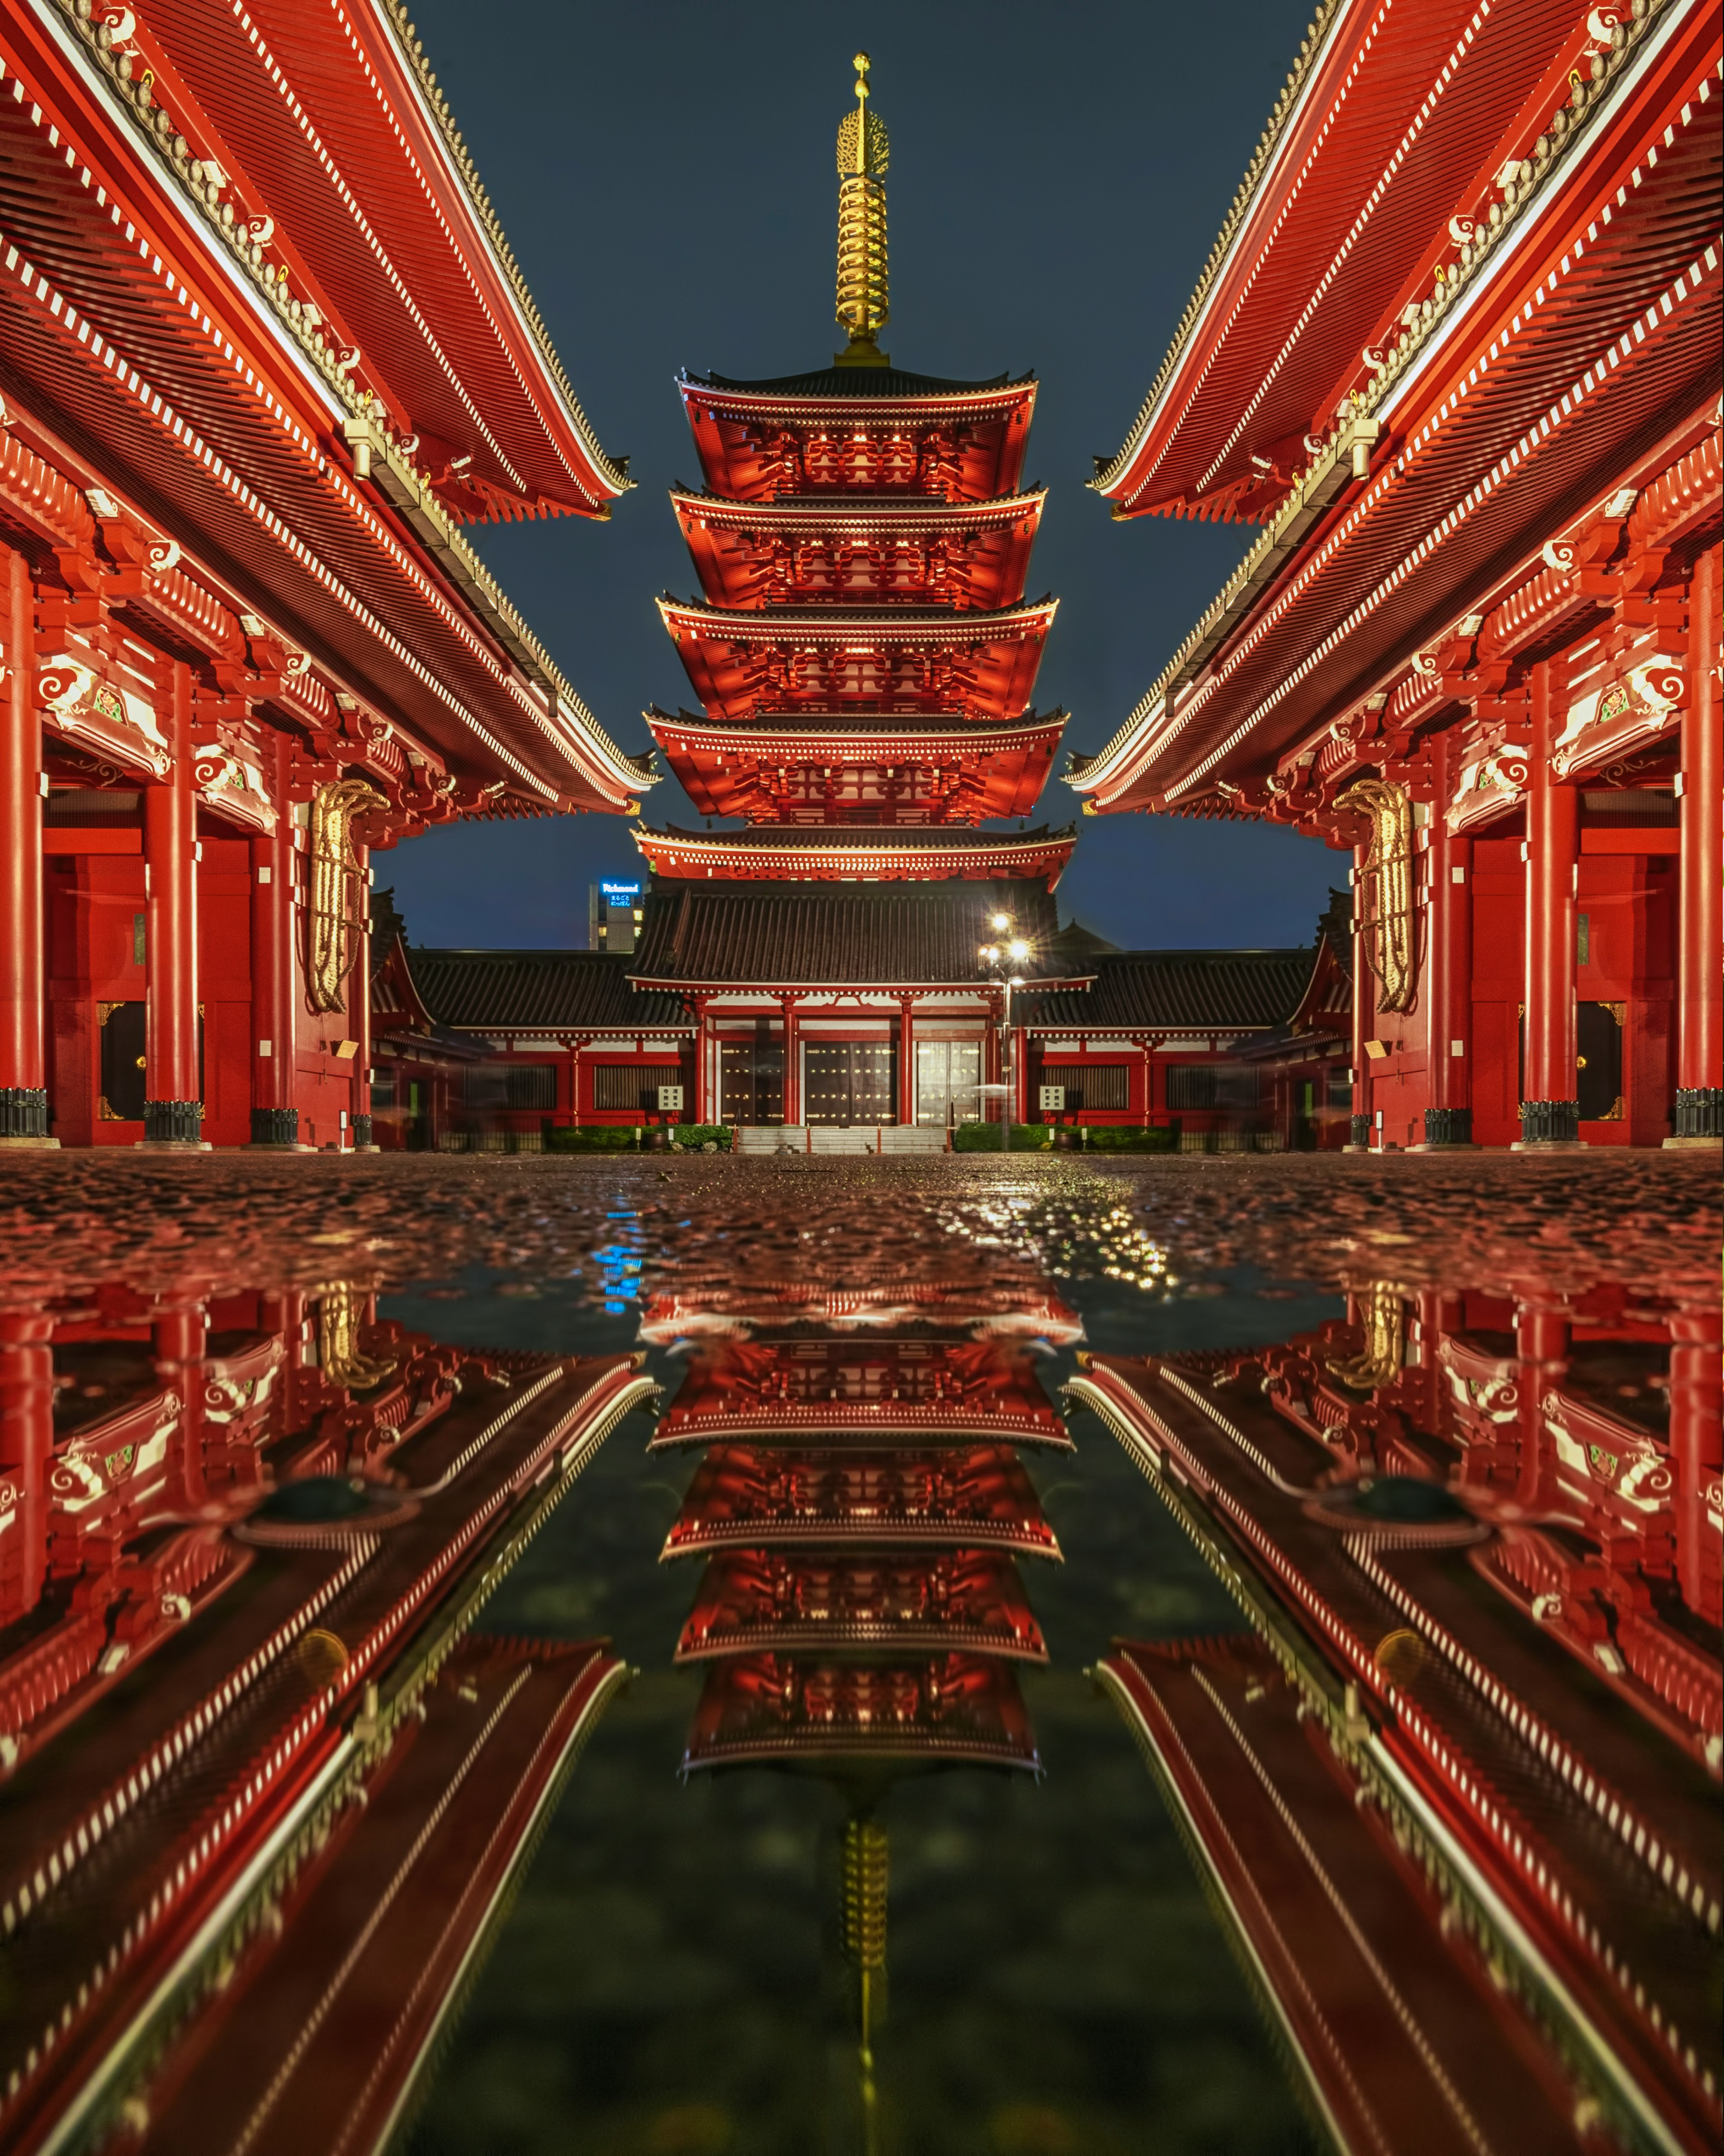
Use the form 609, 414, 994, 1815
1074, 4, 1721, 811
135, 0, 631, 516
668, 488, 1047, 533
0, 5, 643, 811
1090, 0, 1595, 519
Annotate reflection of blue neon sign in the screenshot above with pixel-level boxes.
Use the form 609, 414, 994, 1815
600, 881, 641, 898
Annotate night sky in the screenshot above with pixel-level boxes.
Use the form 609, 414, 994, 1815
385, 0, 1341, 953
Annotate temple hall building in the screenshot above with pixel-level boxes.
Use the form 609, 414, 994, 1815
0, 0, 648, 1155
1074, 0, 1721, 1153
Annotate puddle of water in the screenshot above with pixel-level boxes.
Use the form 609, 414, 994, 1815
0, 1153, 1714, 2156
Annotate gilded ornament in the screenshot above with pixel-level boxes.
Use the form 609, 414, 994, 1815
307, 778, 384, 1014
1337, 777, 1416, 1013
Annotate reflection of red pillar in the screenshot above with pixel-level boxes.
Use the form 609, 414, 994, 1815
144, 662, 202, 1146
1668, 1304, 1721, 1623
1519, 659, 1580, 1147
1347, 842, 1370, 1148
1421, 734, 1475, 1146
898, 999, 915, 1127
154, 1301, 209, 1511
1513, 1300, 1569, 1513
0, 548, 52, 1147
351, 839, 375, 1147
1672, 545, 1720, 1143
250, 736, 301, 1146
0, 1310, 54, 1622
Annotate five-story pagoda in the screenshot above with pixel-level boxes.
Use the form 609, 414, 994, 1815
630, 57, 1078, 1135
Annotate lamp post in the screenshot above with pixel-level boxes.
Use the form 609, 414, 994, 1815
979, 911, 1031, 1153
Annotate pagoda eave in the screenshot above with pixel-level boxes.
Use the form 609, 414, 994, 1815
632, 825, 1076, 885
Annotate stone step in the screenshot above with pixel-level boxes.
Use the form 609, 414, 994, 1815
730, 1125, 950, 1156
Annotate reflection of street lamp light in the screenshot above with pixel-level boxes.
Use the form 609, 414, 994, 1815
978, 915, 1034, 1152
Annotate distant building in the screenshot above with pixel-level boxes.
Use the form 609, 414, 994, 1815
589, 881, 645, 954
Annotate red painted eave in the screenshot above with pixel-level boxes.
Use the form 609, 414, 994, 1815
134, 0, 630, 520
1093, 0, 1604, 520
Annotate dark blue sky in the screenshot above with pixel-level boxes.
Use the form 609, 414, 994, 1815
386, 0, 1341, 952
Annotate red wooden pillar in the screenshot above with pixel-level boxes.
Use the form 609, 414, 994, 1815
897, 999, 915, 1126
1668, 1302, 1721, 1624
692, 999, 709, 1123
249, 733, 301, 1146
1421, 733, 1475, 1146
1518, 658, 1580, 1147
1346, 841, 1370, 1149
781, 998, 800, 1124
1671, 545, 1720, 1143
0, 1309, 54, 1623
351, 838, 374, 1147
143, 661, 203, 1146
0, 548, 51, 1146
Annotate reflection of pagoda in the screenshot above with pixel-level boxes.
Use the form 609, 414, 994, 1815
628, 54, 1078, 1133
1073, 1279, 1721, 2156
655, 1277, 1075, 2105
0, 1279, 654, 2153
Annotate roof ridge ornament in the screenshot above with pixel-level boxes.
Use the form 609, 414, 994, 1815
834, 53, 890, 368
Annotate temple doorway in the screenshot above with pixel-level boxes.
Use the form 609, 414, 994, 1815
915, 1039, 982, 1127
721, 1030, 783, 1124
804, 1041, 895, 1125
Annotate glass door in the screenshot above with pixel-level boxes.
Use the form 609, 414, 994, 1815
915, 1040, 982, 1126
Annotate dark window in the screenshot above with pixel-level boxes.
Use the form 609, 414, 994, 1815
1043, 1063, 1129, 1111
592, 1062, 680, 1112
1328, 1069, 1355, 1109
1166, 1064, 1259, 1111
501, 1063, 558, 1111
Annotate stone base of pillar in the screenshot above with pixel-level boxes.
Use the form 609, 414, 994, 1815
0, 1086, 53, 1143
1670, 1086, 1723, 1141
141, 1099, 209, 1150
1410, 1107, 1478, 1151
1513, 1099, 1583, 1149
248, 1107, 313, 1151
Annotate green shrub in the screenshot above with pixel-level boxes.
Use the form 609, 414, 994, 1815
1082, 1124, 1181, 1154
666, 1124, 734, 1152
952, 1122, 1052, 1152
541, 1124, 638, 1153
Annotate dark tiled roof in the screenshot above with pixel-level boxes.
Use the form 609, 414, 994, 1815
632, 880, 1061, 985
684, 365, 1030, 401
1020, 949, 1312, 1032
410, 950, 692, 1032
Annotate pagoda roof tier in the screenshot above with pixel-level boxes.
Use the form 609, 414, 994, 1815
630, 878, 1064, 988
661, 1446, 1061, 1560
650, 1337, 1070, 1452
670, 489, 1046, 611
675, 1550, 1048, 1665
682, 1651, 1040, 1773
677, 369, 1036, 504
644, 709, 1066, 825
658, 598, 1056, 723
1074, 7, 1721, 814
1090, 0, 1589, 522
632, 826, 1075, 887
119, 0, 630, 522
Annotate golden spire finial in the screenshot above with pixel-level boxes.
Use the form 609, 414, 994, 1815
834, 53, 889, 366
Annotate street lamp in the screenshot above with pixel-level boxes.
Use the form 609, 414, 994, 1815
978, 914, 1033, 1152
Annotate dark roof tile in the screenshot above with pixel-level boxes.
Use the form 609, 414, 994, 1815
1020, 949, 1311, 1032
631, 880, 1060, 986
410, 950, 691, 1032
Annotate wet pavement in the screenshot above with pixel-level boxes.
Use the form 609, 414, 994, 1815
0, 1153, 1715, 2156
